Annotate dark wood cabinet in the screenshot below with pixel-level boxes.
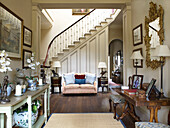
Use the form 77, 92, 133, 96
98, 77, 108, 93
51, 77, 62, 93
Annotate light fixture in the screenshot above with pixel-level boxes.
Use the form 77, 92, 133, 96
98, 62, 107, 78
153, 45, 170, 98
130, 51, 144, 75
51, 61, 61, 77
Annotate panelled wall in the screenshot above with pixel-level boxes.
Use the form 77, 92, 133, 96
59, 27, 108, 76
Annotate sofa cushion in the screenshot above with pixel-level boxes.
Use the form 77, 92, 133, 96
80, 84, 95, 89
63, 73, 75, 85
64, 84, 80, 89
85, 73, 96, 84
75, 79, 86, 84
75, 74, 85, 79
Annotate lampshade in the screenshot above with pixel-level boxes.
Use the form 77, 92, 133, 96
51, 61, 61, 68
98, 62, 107, 68
130, 51, 144, 60
153, 45, 170, 57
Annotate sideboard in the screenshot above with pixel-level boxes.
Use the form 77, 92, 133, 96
0, 84, 50, 128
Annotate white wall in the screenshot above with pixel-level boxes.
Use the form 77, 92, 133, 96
0, 0, 33, 83
41, 9, 83, 61
131, 0, 170, 124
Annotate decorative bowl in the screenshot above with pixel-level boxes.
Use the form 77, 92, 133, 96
13, 110, 38, 127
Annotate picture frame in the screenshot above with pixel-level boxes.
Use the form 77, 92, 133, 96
132, 75, 143, 89
23, 26, 32, 47
23, 49, 32, 69
0, 2, 23, 58
72, 9, 90, 15
132, 24, 143, 46
146, 78, 156, 98
133, 48, 143, 68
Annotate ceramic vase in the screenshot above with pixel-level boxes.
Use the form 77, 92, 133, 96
13, 111, 38, 127
27, 79, 37, 89
7, 86, 12, 97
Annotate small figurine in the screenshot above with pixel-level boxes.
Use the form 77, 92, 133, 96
1, 75, 10, 103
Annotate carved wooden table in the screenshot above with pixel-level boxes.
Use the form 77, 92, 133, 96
113, 88, 170, 123
0, 84, 50, 128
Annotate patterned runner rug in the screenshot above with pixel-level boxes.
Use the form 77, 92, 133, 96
44, 113, 125, 128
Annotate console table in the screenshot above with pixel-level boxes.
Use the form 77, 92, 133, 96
113, 88, 170, 123
0, 84, 50, 128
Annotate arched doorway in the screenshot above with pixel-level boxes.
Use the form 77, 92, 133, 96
109, 39, 123, 84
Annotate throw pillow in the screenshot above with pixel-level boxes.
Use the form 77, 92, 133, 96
75, 79, 86, 84
63, 73, 75, 85
75, 74, 85, 79
85, 73, 96, 84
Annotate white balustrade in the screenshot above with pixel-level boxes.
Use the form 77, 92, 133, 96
49, 9, 117, 59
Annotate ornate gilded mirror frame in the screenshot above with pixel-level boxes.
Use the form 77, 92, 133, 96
144, 2, 164, 69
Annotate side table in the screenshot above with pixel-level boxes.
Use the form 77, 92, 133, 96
98, 77, 108, 93
51, 77, 62, 93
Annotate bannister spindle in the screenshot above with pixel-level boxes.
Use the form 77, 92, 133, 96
65, 31, 68, 48
71, 27, 73, 44
76, 23, 79, 41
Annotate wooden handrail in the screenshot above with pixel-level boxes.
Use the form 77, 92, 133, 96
43, 9, 96, 66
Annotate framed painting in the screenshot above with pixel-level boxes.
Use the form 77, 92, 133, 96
132, 75, 143, 89
133, 48, 143, 68
132, 24, 143, 46
0, 3, 23, 58
23, 26, 32, 47
23, 49, 32, 69
72, 9, 90, 15
146, 78, 156, 98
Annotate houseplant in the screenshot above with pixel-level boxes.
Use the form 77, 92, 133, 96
0, 50, 12, 103
26, 52, 40, 89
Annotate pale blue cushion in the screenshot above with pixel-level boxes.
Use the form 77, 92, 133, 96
135, 122, 170, 128
63, 73, 75, 85
85, 73, 96, 84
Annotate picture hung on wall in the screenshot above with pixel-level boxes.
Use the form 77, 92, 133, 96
23, 26, 32, 47
72, 9, 90, 15
133, 48, 143, 68
132, 24, 143, 46
23, 49, 32, 69
0, 2, 23, 58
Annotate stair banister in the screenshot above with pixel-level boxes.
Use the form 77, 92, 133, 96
43, 9, 96, 66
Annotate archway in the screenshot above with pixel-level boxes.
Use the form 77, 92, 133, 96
109, 39, 123, 84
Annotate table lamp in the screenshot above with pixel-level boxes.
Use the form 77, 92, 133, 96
98, 62, 107, 78
153, 45, 170, 98
130, 51, 144, 75
51, 61, 61, 77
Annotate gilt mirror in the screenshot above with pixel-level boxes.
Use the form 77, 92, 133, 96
144, 2, 164, 69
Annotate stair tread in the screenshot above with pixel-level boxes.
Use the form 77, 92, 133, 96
58, 52, 64, 54
90, 29, 97, 32
79, 37, 86, 39
63, 48, 69, 51
74, 41, 80, 43
68, 44, 75, 47
84, 33, 91, 36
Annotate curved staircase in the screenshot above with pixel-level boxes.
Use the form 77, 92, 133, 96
43, 9, 121, 65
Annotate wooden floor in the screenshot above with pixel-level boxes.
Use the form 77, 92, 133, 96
50, 92, 136, 128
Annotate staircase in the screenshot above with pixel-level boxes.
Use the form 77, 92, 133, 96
43, 9, 121, 65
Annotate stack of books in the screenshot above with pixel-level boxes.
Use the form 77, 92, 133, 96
124, 89, 138, 95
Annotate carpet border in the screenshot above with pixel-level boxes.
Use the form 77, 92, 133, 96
43, 112, 126, 128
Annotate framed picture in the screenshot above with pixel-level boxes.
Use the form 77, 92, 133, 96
23, 49, 32, 69
146, 78, 156, 98
132, 24, 143, 46
133, 48, 143, 68
132, 75, 143, 89
72, 9, 90, 15
23, 26, 32, 47
0, 3, 23, 58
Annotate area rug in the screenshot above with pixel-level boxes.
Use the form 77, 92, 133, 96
44, 113, 125, 128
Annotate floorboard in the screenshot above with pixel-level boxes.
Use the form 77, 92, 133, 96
50, 92, 135, 128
